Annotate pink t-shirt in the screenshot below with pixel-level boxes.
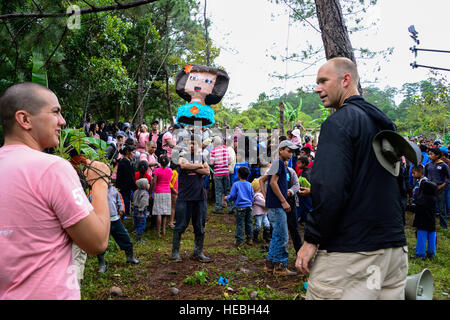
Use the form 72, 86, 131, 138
150, 132, 159, 142
162, 131, 175, 158
136, 132, 149, 153
139, 152, 157, 175
0, 145, 93, 300
210, 145, 230, 176
153, 167, 172, 193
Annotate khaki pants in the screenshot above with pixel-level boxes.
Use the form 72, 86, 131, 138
72, 244, 88, 283
306, 246, 408, 300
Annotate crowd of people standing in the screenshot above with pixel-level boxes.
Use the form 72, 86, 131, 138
1, 58, 449, 300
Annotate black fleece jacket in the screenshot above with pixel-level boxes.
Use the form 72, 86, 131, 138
304, 95, 407, 252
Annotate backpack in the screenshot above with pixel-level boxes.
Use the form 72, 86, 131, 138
155, 131, 169, 158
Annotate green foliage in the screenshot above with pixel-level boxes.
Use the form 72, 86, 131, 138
310, 104, 331, 131
0, 0, 220, 126
183, 269, 209, 285
31, 52, 48, 87
395, 76, 449, 138
54, 128, 108, 162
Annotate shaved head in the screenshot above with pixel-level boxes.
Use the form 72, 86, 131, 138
0, 82, 54, 134
328, 57, 359, 85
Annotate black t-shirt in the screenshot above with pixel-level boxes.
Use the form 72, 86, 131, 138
177, 154, 206, 201
265, 159, 288, 208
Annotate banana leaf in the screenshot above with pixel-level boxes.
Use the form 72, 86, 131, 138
32, 52, 48, 87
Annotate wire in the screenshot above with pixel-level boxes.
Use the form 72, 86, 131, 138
410, 62, 450, 72
411, 48, 450, 54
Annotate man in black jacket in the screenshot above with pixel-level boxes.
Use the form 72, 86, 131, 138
296, 57, 408, 300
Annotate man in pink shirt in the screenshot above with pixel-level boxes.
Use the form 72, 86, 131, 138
162, 125, 176, 159
210, 135, 231, 214
0, 83, 111, 300
150, 120, 160, 142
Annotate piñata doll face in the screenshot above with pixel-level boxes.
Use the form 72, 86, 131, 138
184, 72, 217, 105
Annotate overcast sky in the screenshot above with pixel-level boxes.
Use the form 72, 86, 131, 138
205, 0, 450, 109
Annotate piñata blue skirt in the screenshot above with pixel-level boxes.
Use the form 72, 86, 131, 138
176, 102, 215, 127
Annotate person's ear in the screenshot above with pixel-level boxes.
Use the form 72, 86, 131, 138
15, 110, 33, 131
342, 73, 352, 88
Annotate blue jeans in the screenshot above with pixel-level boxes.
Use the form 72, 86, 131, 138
416, 229, 436, 257
133, 208, 147, 235
235, 207, 253, 243
254, 215, 270, 232
266, 208, 289, 267
98, 220, 133, 258
174, 200, 207, 235
214, 175, 230, 210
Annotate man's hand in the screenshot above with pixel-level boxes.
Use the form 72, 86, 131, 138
295, 241, 318, 274
119, 210, 124, 217
281, 200, 291, 212
287, 190, 293, 197
298, 187, 311, 197
85, 160, 111, 187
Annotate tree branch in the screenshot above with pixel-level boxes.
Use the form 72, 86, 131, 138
31, 0, 44, 13
40, 25, 68, 70
0, 0, 159, 20
2, 22, 19, 81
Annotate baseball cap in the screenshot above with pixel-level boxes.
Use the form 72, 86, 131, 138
151, 120, 159, 125
292, 129, 300, 137
123, 122, 130, 128
278, 140, 299, 150
116, 131, 126, 138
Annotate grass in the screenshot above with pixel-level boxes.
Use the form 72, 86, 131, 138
80, 204, 449, 300
404, 212, 450, 300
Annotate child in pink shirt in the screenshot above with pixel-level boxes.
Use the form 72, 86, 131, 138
151, 155, 173, 237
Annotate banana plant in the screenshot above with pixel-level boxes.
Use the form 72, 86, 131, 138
54, 128, 108, 162
283, 97, 303, 129
310, 104, 331, 131
31, 51, 48, 87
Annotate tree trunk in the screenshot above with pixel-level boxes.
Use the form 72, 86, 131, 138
115, 104, 120, 123
314, 0, 362, 94
165, 69, 174, 124
204, 0, 210, 66
279, 101, 285, 136
136, 72, 144, 125
163, 3, 174, 124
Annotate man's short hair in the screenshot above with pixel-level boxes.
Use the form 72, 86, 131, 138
419, 144, 428, 153
328, 57, 359, 85
429, 147, 442, 157
299, 156, 309, 167
411, 164, 424, 174
238, 166, 250, 180
0, 82, 53, 134
301, 146, 311, 154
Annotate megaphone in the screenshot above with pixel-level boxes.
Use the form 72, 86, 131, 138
373, 130, 422, 176
405, 268, 433, 300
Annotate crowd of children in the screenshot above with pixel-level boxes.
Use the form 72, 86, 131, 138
78, 118, 448, 276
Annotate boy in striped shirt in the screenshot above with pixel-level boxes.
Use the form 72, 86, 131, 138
210, 136, 232, 214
